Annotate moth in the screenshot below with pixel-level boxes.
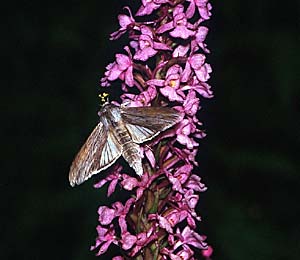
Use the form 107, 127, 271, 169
69, 103, 182, 186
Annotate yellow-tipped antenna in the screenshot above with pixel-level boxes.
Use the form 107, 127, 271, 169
98, 92, 109, 106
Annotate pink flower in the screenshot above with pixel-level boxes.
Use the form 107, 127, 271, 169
158, 215, 173, 233
93, 165, 122, 197
101, 46, 134, 87
166, 164, 193, 192
97, 206, 116, 225
113, 198, 135, 220
160, 74, 185, 101
90, 225, 117, 255
176, 90, 200, 117
170, 192, 201, 228
186, 0, 212, 21
121, 85, 157, 107
185, 174, 207, 192
182, 75, 213, 98
110, 7, 136, 40
129, 229, 158, 256
164, 209, 188, 228
136, 0, 169, 16
147, 65, 185, 102
132, 25, 171, 61
120, 232, 137, 250
122, 171, 160, 200
191, 25, 210, 53
174, 226, 207, 250
121, 174, 139, 191
182, 53, 211, 82
176, 118, 198, 149
184, 189, 199, 209
157, 5, 195, 39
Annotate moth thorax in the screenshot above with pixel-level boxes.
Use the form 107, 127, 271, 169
99, 104, 121, 123
109, 107, 122, 122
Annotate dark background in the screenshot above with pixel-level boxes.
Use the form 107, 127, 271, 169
2, 1, 300, 259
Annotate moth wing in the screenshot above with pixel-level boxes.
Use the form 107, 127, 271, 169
69, 122, 122, 186
99, 129, 123, 171
121, 106, 182, 143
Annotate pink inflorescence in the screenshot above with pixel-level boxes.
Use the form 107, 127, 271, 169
92, 0, 213, 259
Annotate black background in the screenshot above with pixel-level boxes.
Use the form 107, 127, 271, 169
2, 1, 300, 259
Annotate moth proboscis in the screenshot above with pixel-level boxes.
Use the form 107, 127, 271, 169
69, 103, 182, 187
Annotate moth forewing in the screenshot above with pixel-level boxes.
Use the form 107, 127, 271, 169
69, 122, 104, 187
68, 121, 122, 187
69, 103, 182, 186
121, 106, 182, 143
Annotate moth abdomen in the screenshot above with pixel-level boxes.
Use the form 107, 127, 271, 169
122, 141, 143, 176
115, 127, 131, 144
113, 123, 143, 176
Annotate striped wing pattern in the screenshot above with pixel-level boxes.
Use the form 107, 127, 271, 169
69, 122, 122, 186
